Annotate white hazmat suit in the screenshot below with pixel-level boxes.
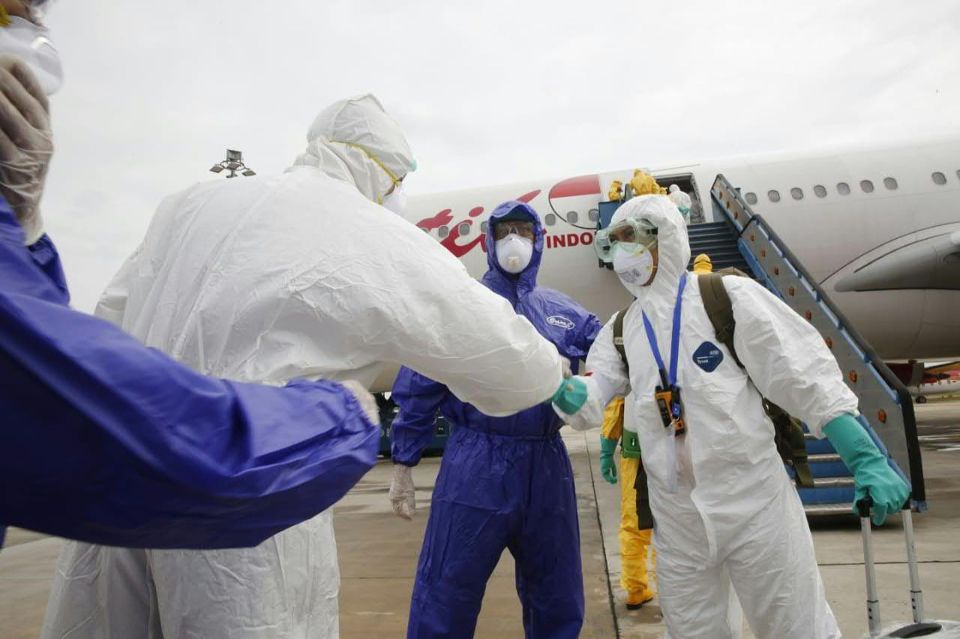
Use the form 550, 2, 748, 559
562, 195, 857, 638
42, 95, 564, 639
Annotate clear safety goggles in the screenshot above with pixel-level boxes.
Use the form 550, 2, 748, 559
492, 220, 536, 241
594, 218, 658, 263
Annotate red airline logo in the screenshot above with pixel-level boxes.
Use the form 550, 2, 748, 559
415, 174, 603, 258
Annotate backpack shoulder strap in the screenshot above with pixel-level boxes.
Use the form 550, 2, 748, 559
700, 272, 815, 488
698, 272, 742, 367
612, 303, 633, 374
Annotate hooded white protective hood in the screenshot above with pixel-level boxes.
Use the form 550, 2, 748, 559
608, 194, 690, 306
292, 94, 415, 204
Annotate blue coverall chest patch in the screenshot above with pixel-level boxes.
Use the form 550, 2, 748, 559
692, 341, 724, 372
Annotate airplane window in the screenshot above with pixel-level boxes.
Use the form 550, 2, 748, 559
567, 211, 579, 224
480, 221, 489, 234
860, 180, 874, 193
767, 190, 781, 203
588, 208, 599, 222
438, 226, 449, 238
883, 177, 898, 190
790, 187, 804, 200
932, 171, 947, 185
458, 222, 470, 236
813, 185, 827, 198
544, 213, 556, 226
745, 192, 758, 205
837, 182, 851, 195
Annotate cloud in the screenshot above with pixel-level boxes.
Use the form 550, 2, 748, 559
37, 0, 960, 311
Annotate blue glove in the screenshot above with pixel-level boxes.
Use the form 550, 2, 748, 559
552, 376, 589, 415
823, 413, 910, 525
599, 437, 618, 484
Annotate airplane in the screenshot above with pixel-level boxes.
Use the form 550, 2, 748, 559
909, 362, 960, 403
369, 135, 960, 394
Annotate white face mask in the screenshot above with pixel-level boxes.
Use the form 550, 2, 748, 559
0, 17, 63, 95
495, 235, 533, 274
613, 246, 656, 288
382, 182, 407, 215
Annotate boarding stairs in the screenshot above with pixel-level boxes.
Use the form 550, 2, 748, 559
689, 221, 858, 513
705, 176, 925, 515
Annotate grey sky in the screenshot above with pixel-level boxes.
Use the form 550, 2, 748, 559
40, 0, 960, 311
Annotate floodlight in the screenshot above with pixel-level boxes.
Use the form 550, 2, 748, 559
209, 149, 256, 178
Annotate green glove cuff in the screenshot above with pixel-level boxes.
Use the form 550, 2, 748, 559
552, 377, 589, 414
824, 413, 910, 525
822, 413, 883, 470
600, 436, 618, 458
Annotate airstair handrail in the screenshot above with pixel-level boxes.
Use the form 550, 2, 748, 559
710, 174, 926, 506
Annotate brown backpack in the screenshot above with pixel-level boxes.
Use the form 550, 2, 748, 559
612, 269, 814, 490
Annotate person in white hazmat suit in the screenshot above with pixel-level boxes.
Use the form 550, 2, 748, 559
555, 195, 910, 638
42, 94, 573, 639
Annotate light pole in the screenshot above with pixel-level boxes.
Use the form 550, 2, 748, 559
209, 149, 256, 178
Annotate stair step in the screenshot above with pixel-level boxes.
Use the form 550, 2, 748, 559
688, 227, 736, 237
809, 453, 841, 463
798, 484, 855, 505
804, 503, 855, 517
687, 244, 740, 253
689, 234, 738, 244
689, 249, 742, 260
813, 477, 854, 488
804, 436, 837, 455
689, 239, 739, 249
689, 232, 736, 239
688, 222, 728, 232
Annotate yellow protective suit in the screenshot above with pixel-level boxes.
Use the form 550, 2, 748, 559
628, 170, 667, 198
693, 253, 713, 273
608, 180, 624, 202
602, 398, 656, 605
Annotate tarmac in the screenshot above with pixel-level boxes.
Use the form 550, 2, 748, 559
2, 400, 959, 638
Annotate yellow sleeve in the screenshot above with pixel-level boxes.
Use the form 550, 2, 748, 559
601, 396, 625, 441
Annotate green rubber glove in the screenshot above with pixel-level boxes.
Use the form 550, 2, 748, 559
599, 437, 618, 484
552, 376, 589, 415
823, 413, 910, 525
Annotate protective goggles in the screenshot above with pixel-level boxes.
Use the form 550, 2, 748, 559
594, 218, 658, 263
492, 220, 536, 241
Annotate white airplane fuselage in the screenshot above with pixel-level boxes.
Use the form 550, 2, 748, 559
404, 137, 960, 366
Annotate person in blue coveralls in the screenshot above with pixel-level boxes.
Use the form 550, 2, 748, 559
389, 200, 602, 639
0, 0, 383, 551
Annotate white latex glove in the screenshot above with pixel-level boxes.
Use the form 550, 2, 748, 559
389, 463, 416, 520
561, 356, 572, 379
0, 55, 52, 245
338, 379, 381, 425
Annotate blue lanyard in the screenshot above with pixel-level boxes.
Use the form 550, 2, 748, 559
641, 274, 687, 389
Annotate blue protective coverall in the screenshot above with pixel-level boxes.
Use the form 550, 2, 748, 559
0, 197, 379, 549
391, 200, 601, 639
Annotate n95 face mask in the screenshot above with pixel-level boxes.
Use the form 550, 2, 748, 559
382, 182, 407, 215
613, 247, 655, 287
496, 235, 533, 274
